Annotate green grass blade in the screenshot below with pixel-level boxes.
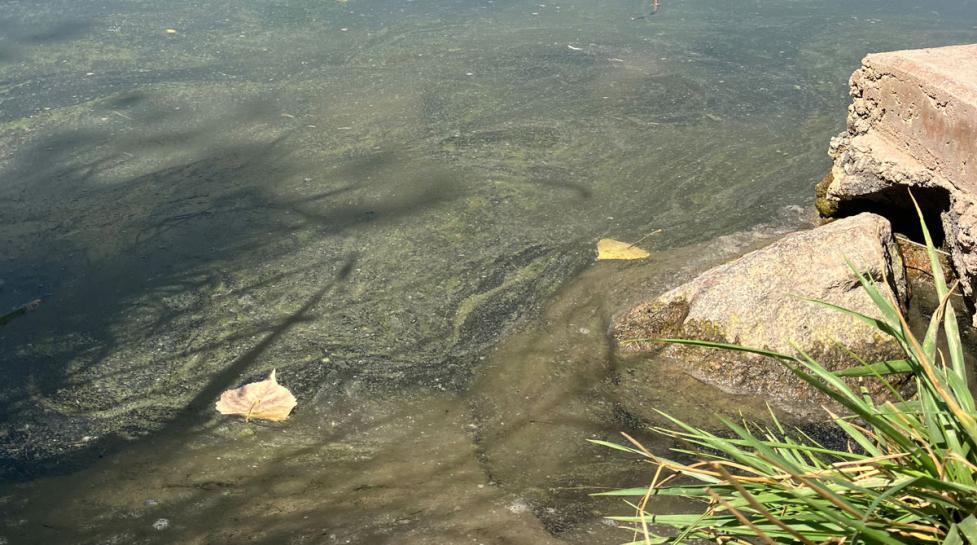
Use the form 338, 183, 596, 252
946, 526, 965, 545
634, 338, 797, 361
587, 439, 647, 457
958, 515, 977, 544
909, 191, 967, 382
801, 297, 901, 338
844, 259, 901, 329
832, 360, 913, 377
593, 486, 710, 498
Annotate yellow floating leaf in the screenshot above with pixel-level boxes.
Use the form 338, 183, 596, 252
596, 238, 650, 261
215, 369, 297, 422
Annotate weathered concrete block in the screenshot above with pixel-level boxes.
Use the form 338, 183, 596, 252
851, 45, 977, 187
823, 44, 977, 322
611, 213, 910, 417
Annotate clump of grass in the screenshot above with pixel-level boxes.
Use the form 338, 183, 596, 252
595, 198, 977, 545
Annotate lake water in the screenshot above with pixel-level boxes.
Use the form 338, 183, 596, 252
1, 0, 976, 543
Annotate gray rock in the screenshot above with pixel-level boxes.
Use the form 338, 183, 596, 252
611, 213, 910, 417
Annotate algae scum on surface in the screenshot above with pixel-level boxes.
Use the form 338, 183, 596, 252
2, 0, 977, 543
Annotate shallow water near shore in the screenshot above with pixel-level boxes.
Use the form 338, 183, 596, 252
2, 0, 977, 543
0, 224, 807, 545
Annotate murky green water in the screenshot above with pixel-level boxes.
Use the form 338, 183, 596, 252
1, 0, 976, 543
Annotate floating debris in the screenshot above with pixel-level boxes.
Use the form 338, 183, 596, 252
0, 299, 44, 328
596, 229, 661, 261
596, 239, 650, 261
216, 370, 297, 422
631, 0, 662, 20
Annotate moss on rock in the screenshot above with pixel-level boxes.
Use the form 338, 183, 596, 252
815, 170, 839, 219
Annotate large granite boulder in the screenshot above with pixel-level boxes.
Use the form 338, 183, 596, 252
611, 213, 909, 416
820, 44, 977, 324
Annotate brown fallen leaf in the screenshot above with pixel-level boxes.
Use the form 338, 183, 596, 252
215, 369, 297, 422
596, 238, 650, 261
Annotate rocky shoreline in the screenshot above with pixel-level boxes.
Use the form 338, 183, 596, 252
611, 213, 912, 416
614, 43, 977, 416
